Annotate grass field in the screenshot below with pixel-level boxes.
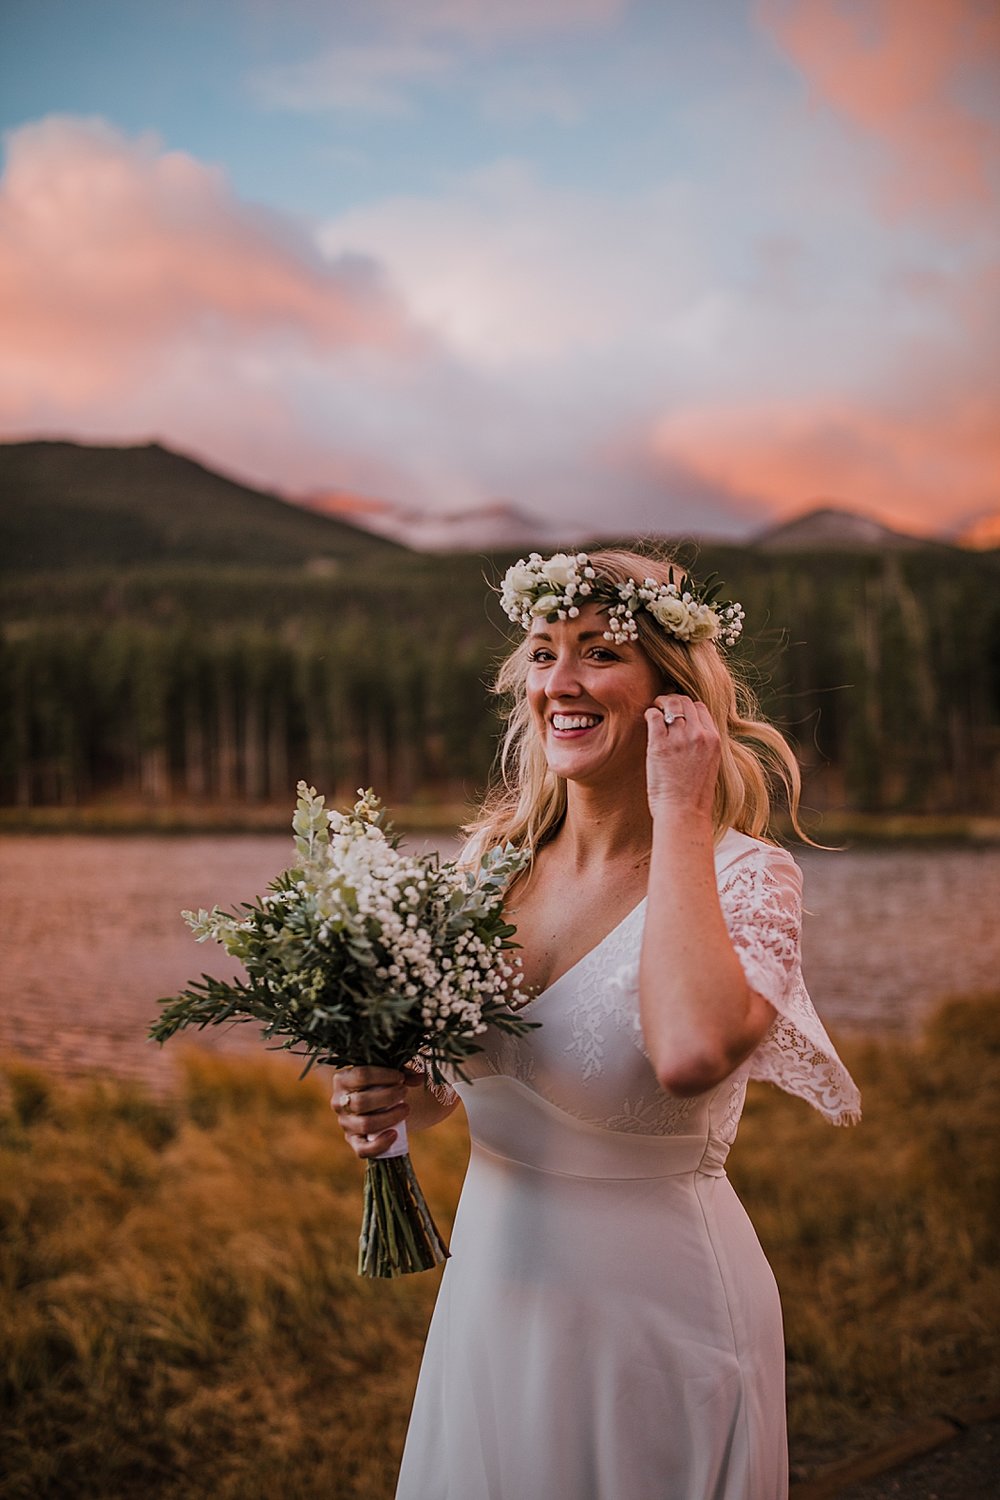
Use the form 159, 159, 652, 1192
2, 995, 998, 1499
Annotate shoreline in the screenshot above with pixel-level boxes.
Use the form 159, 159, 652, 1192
2, 802, 1000, 844
0, 800, 474, 836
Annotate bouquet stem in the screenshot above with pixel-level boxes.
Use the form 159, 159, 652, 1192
358, 1149, 450, 1278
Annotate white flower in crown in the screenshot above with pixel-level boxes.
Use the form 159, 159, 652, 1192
645, 593, 719, 643
647, 592, 693, 635
531, 593, 561, 616
539, 552, 577, 588
499, 550, 592, 627
505, 561, 538, 594
499, 551, 744, 648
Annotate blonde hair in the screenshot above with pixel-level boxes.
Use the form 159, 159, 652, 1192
469, 546, 807, 856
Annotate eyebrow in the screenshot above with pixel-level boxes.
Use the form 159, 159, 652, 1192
529, 630, 608, 643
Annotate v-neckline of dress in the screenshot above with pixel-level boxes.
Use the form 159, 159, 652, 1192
518, 896, 648, 1013
506, 828, 750, 1015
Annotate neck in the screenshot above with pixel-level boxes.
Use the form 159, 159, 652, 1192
556, 777, 653, 873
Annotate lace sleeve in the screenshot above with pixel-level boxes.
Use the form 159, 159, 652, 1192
405, 1054, 459, 1109
719, 845, 861, 1126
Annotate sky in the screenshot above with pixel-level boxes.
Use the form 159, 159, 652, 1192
1, 0, 998, 539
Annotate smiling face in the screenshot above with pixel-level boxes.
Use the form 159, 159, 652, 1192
525, 604, 667, 787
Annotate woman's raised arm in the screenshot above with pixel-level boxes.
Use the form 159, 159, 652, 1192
638, 695, 776, 1095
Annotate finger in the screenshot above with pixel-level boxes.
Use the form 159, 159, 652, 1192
647, 702, 690, 737
331, 1067, 405, 1109
332, 1085, 393, 1118
351, 1127, 400, 1160
342, 1100, 410, 1138
689, 700, 718, 735
644, 705, 679, 741
342, 1083, 409, 1114
334, 1065, 405, 1090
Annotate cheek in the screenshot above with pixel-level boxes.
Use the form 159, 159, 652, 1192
525, 679, 548, 721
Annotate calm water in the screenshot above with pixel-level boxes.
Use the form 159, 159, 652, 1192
2, 834, 998, 1092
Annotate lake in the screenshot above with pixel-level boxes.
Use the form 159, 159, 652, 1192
2, 834, 998, 1093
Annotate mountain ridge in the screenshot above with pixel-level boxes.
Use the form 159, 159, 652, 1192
0, 439, 982, 570
752, 503, 937, 551
0, 438, 404, 573
299, 488, 581, 551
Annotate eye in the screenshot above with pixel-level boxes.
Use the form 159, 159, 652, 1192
587, 646, 620, 662
527, 647, 555, 663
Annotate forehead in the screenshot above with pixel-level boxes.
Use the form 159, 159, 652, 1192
526, 601, 608, 638
525, 607, 665, 682
526, 610, 650, 660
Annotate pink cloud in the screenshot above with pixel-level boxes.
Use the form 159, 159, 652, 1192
757, 0, 1000, 224
0, 116, 416, 420
646, 390, 1000, 535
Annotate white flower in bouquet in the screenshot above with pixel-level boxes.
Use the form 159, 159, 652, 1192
151, 783, 534, 1277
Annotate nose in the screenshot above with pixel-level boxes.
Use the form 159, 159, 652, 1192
544, 649, 583, 700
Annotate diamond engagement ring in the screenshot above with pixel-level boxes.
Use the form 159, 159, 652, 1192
662, 710, 687, 726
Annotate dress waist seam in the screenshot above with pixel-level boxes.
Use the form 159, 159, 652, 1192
469, 1137, 722, 1183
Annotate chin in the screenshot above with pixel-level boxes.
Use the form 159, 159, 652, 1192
547, 752, 610, 782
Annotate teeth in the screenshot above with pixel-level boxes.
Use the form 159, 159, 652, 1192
552, 714, 602, 730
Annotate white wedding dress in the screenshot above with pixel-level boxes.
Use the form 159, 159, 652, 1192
396, 830, 860, 1500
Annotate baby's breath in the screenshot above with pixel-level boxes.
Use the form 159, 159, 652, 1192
499, 552, 744, 649
152, 782, 532, 1082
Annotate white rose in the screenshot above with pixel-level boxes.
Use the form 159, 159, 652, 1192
507, 563, 537, 593
647, 595, 690, 634
541, 553, 576, 587
688, 605, 720, 642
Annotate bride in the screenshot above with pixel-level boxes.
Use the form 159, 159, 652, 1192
332, 547, 860, 1500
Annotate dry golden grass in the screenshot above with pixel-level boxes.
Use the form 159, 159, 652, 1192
733, 992, 1000, 1474
2, 996, 998, 1499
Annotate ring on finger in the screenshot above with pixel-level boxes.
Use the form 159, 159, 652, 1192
662, 709, 687, 726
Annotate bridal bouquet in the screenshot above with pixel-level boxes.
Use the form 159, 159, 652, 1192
150, 782, 532, 1278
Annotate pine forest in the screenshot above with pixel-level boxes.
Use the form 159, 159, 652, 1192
3, 544, 999, 819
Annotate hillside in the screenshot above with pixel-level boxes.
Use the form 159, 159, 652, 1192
300, 490, 581, 551
754, 504, 930, 551
0, 440, 404, 572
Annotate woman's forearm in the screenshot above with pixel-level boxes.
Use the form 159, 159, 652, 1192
405, 1074, 462, 1131
638, 808, 774, 1095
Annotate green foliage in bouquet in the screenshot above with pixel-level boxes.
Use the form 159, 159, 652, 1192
150, 783, 535, 1275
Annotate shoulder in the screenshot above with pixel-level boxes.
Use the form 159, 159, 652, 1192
714, 828, 802, 896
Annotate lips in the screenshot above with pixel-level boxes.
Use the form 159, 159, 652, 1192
551, 713, 603, 732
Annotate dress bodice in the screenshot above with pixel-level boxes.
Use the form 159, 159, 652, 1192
449, 829, 860, 1173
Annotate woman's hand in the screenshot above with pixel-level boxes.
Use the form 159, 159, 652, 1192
643, 693, 721, 822
330, 1065, 421, 1159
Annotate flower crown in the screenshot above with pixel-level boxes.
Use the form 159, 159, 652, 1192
499, 552, 745, 648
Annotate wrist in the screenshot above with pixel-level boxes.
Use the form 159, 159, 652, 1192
648, 800, 713, 833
